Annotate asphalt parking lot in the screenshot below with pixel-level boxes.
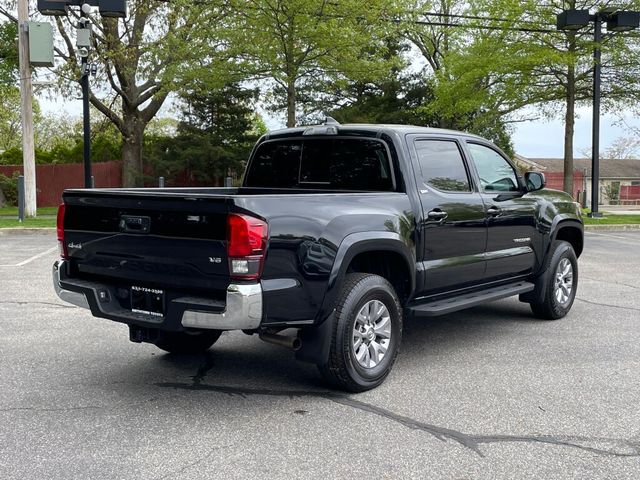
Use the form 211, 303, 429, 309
1, 231, 639, 479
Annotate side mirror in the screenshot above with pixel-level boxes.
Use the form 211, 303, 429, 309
525, 172, 546, 192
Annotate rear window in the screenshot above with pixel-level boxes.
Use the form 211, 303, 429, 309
244, 138, 394, 191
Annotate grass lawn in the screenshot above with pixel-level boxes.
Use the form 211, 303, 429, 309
582, 214, 640, 225
0, 206, 58, 217
0, 217, 56, 229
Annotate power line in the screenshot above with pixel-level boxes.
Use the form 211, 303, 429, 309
418, 10, 554, 28
410, 18, 557, 34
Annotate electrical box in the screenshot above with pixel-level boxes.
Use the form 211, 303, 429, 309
76, 28, 91, 48
28, 21, 54, 67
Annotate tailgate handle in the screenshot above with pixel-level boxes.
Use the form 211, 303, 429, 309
119, 215, 151, 234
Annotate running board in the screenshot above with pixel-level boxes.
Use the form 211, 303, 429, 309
408, 281, 535, 317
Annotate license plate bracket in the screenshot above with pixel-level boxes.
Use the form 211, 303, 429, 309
131, 286, 164, 317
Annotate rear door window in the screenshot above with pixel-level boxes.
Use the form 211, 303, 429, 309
244, 138, 394, 191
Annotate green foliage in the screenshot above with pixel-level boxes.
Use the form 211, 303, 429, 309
0, 114, 122, 165
145, 83, 263, 184
216, 0, 402, 127
421, 0, 640, 161
0, 172, 19, 206
0, 21, 18, 85
329, 74, 437, 126
0, 87, 21, 151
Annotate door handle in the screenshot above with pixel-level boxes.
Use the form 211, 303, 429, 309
427, 209, 448, 221
486, 206, 502, 217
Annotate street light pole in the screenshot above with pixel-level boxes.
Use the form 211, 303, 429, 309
78, 8, 92, 188
590, 13, 602, 217
37, 1, 128, 188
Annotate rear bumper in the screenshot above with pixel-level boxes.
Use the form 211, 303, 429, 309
52, 260, 263, 331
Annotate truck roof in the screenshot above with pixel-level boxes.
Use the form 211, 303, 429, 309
263, 122, 485, 141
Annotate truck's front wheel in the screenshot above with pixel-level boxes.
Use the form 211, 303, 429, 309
529, 240, 578, 320
154, 330, 222, 354
318, 273, 402, 392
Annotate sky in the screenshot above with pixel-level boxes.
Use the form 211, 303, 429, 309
36, 92, 639, 160
511, 107, 640, 159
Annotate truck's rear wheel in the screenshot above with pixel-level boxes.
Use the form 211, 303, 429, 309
318, 273, 402, 392
530, 240, 578, 320
154, 330, 222, 354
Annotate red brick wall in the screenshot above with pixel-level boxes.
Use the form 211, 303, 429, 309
543, 171, 584, 200
0, 161, 122, 207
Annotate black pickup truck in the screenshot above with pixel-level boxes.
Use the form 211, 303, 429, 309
53, 121, 583, 391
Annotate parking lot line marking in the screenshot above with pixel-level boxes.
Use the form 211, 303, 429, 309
585, 232, 636, 240
12, 246, 57, 267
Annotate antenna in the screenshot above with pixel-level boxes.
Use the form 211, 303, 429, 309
324, 116, 340, 125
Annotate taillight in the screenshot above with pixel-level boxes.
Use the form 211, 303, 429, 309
57, 203, 68, 259
227, 213, 268, 280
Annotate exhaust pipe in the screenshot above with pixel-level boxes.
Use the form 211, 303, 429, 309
259, 332, 302, 351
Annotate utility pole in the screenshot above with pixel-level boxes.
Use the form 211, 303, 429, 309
590, 13, 603, 217
17, 0, 37, 217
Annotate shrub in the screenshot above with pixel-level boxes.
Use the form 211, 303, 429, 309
0, 172, 19, 206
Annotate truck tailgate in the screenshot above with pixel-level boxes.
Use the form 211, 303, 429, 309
62, 190, 232, 295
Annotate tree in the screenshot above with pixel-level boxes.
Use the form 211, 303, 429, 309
0, 20, 20, 152
0, 20, 18, 85
145, 83, 264, 185
604, 136, 640, 160
0, 87, 21, 151
329, 73, 437, 126
49, 0, 226, 186
401, 0, 465, 80
397, 1, 516, 153
420, 0, 640, 194
218, 0, 400, 127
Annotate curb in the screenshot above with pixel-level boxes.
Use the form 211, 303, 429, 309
0, 228, 56, 236
584, 224, 640, 232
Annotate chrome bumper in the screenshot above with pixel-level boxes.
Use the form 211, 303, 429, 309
181, 283, 262, 330
52, 262, 90, 309
52, 261, 263, 331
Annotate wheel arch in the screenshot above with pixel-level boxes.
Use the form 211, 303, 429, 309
296, 232, 414, 366
551, 218, 584, 258
319, 232, 415, 322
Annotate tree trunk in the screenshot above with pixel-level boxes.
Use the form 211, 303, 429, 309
122, 126, 144, 187
563, 66, 575, 197
563, 36, 577, 197
286, 80, 296, 128
120, 106, 145, 187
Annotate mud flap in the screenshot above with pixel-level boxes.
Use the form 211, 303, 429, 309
519, 268, 551, 304
295, 312, 335, 365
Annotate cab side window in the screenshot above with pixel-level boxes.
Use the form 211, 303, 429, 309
467, 143, 519, 192
414, 140, 471, 193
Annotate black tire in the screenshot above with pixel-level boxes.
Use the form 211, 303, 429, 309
530, 240, 578, 320
154, 330, 222, 354
318, 273, 402, 392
